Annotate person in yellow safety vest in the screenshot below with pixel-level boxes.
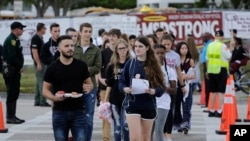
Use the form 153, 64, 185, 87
206, 30, 232, 118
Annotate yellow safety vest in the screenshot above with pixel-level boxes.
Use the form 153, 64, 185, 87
207, 41, 228, 74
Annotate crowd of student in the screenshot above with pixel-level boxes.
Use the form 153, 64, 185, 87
1, 21, 248, 141
93, 27, 201, 141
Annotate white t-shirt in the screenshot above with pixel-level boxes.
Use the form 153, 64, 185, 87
165, 50, 181, 77
221, 43, 232, 61
93, 37, 103, 47
191, 62, 200, 83
156, 65, 177, 110
82, 46, 89, 53
130, 50, 136, 58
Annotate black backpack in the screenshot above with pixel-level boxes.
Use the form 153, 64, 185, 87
0, 44, 3, 73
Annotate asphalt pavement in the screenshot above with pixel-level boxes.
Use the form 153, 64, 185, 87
0, 92, 249, 141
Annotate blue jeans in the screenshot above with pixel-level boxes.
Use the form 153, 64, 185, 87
83, 88, 97, 141
52, 110, 86, 141
111, 104, 129, 141
174, 84, 193, 129
182, 84, 193, 129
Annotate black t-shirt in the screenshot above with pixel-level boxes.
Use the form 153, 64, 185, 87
106, 61, 126, 107
40, 38, 58, 65
100, 47, 113, 89
30, 34, 44, 62
43, 59, 90, 110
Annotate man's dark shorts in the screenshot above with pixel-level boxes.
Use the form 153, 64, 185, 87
208, 68, 228, 93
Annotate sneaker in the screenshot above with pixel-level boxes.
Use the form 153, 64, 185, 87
215, 111, 222, 118
183, 127, 189, 134
208, 111, 215, 117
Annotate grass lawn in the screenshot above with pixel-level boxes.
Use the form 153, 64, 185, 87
0, 65, 36, 94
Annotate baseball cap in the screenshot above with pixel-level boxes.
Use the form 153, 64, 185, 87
215, 30, 224, 37
230, 29, 237, 34
10, 22, 26, 30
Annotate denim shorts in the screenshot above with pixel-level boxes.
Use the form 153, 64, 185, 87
125, 108, 156, 120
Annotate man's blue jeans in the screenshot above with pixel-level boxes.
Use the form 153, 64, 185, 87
111, 104, 129, 141
52, 110, 86, 141
84, 88, 97, 141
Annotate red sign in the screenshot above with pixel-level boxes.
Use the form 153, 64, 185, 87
135, 12, 222, 45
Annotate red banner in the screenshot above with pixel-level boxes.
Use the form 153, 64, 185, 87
135, 12, 222, 45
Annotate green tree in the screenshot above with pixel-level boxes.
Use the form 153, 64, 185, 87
230, 0, 241, 8
71, 0, 136, 10
194, 0, 208, 8
1, 0, 136, 17
230, 0, 250, 9
49, 0, 82, 17
24, 0, 49, 18
114, 0, 136, 9
0, 0, 13, 9
24, 0, 82, 17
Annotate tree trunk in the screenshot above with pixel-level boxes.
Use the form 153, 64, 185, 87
62, 0, 71, 16
230, 0, 242, 9
54, 8, 60, 17
34, 0, 49, 18
37, 7, 43, 18
51, 0, 60, 17
238, 0, 244, 9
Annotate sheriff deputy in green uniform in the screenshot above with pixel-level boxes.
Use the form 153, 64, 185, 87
2, 21, 26, 124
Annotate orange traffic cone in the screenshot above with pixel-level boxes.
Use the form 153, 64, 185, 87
233, 96, 242, 122
198, 80, 206, 106
225, 129, 230, 141
0, 96, 8, 133
243, 94, 250, 122
227, 75, 241, 122
215, 94, 235, 135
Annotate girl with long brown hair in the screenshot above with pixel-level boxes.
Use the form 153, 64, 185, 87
185, 35, 201, 92
174, 41, 196, 134
105, 39, 131, 141
119, 36, 166, 141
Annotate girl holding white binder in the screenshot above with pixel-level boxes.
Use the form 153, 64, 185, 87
119, 36, 166, 141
